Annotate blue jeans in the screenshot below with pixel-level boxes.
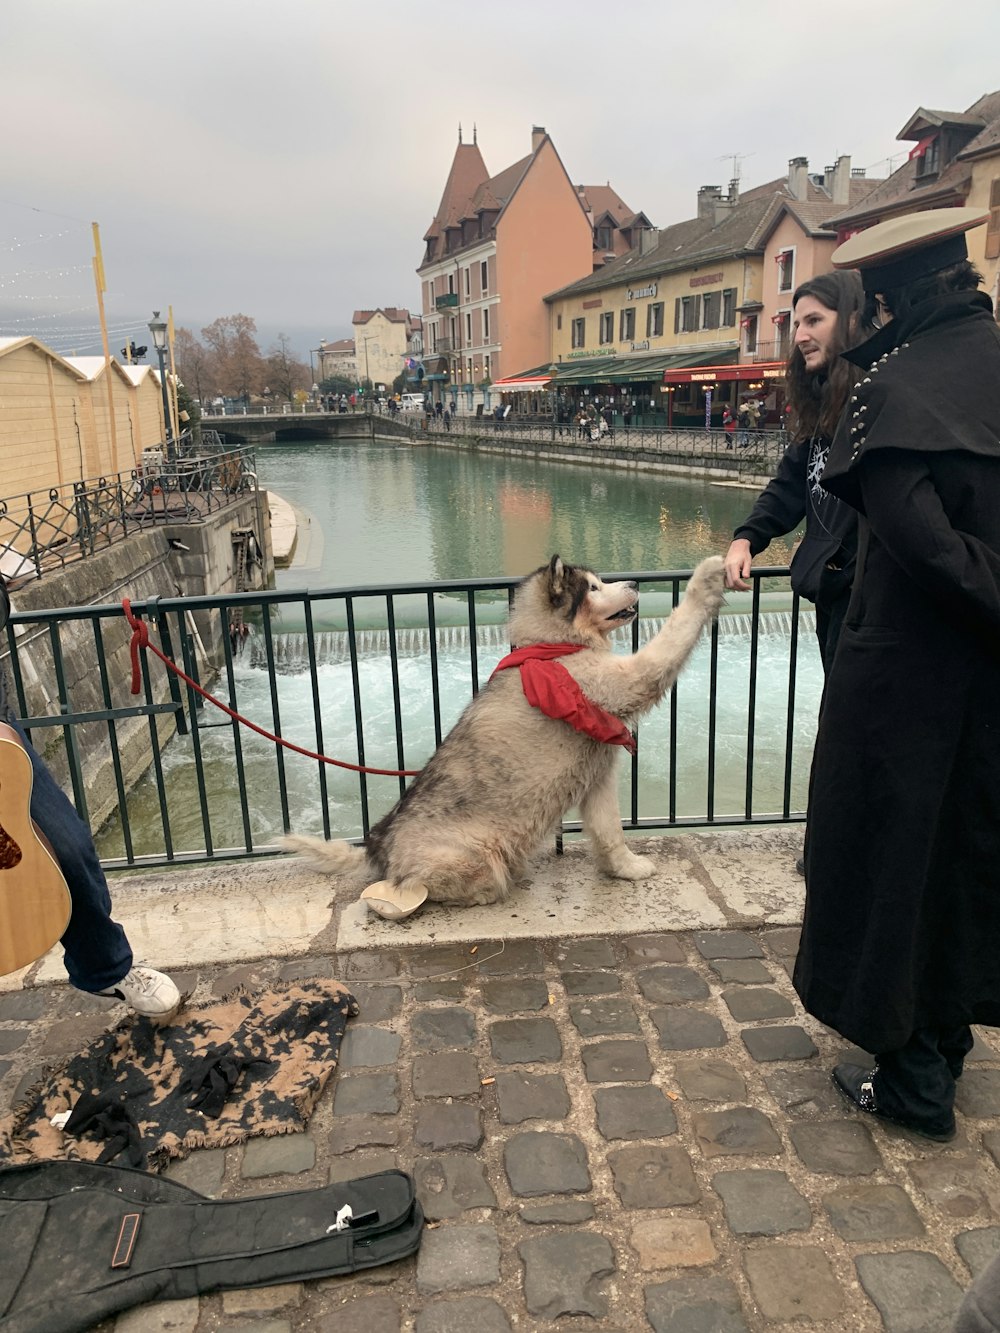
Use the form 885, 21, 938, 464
10, 716, 132, 992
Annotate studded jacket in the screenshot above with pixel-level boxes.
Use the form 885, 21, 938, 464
732, 433, 857, 607
822, 290, 1000, 511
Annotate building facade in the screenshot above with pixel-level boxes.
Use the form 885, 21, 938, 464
824, 91, 1000, 309
316, 337, 357, 386
540, 157, 879, 427
418, 126, 645, 412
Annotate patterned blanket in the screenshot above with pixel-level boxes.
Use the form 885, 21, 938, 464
0, 979, 357, 1171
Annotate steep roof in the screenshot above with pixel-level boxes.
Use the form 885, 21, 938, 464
578, 184, 633, 224
423, 140, 490, 242
0, 336, 87, 379
353, 308, 412, 326
321, 338, 355, 352
826, 89, 1000, 228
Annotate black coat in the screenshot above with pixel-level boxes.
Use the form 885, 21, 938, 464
733, 433, 857, 609
793, 291, 1000, 1051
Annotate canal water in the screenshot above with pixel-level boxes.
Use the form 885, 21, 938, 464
98, 438, 820, 861
262, 438, 802, 586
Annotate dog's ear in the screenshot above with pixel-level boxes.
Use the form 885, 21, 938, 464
547, 555, 565, 602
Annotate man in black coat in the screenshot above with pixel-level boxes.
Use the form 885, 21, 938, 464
793, 207, 1000, 1141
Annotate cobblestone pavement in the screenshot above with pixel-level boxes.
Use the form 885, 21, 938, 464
3, 923, 1000, 1333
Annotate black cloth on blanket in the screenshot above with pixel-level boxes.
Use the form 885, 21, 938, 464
0, 980, 358, 1170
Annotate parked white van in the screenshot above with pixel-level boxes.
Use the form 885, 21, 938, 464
400, 393, 426, 411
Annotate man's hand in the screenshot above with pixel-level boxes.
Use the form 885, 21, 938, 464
723, 538, 754, 592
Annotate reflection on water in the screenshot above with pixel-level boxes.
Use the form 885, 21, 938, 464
260, 438, 800, 585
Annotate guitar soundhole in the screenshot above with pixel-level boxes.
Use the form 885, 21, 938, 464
0, 821, 22, 869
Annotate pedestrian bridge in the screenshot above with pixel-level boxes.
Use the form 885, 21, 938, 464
202, 409, 416, 445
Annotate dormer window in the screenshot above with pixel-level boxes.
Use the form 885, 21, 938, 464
595, 225, 614, 250
913, 134, 941, 180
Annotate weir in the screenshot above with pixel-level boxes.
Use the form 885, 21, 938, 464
253, 609, 816, 671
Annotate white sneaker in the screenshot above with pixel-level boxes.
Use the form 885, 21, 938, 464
97, 966, 181, 1018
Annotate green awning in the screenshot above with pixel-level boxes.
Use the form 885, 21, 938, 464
549, 346, 740, 386
606, 347, 740, 383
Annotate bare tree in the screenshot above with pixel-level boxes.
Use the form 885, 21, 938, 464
174, 327, 216, 406
201, 314, 265, 404
266, 333, 311, 403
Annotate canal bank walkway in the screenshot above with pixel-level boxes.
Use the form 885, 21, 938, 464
2, 828, 998, 1332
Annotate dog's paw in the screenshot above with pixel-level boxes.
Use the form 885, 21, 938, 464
686, 555, 726, 619
602, 849, 656, 880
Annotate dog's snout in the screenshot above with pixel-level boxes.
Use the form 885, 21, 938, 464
627, 581, 638, 593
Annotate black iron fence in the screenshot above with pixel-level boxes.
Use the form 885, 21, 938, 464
0, 443, 258, 583
6, 568, 815, 871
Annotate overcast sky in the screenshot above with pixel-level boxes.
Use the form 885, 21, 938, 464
3, 0, 999, 365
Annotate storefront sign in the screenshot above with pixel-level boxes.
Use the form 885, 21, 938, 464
629, 340, 650, 353
566, 347, 617, 360
626, 283, 657, 300
690, 272, 724, 288
690, 372, 717, 382
582, 298, 603, 309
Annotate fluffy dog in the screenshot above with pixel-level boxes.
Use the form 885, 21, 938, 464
286, 554, 725, 920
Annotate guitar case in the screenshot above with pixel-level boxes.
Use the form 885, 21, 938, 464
0, 1160, 423, 1333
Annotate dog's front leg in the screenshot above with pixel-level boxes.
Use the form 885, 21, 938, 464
580, 765, 655, 880
635, 555, 726, 694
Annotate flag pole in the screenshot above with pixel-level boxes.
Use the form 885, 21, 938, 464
167, 306, 181, 447
91, 222, 120, 473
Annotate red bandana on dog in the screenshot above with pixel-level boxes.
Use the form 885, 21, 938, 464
492, 643, 637, 754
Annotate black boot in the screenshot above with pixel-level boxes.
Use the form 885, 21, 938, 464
833, 1063, 956, 1142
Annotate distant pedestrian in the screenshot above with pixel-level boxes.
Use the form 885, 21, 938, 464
722, 405, 736, 448
443, 406, 451, 431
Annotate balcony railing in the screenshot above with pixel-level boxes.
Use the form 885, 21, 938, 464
7, 569, 816, 871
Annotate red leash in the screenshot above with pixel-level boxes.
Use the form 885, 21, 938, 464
122, 598, 420, 777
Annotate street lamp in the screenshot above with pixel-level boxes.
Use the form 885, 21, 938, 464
148, 311, 174, 457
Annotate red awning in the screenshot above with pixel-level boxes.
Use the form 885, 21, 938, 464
662, 361, 785, 385
492, 375, 552, 391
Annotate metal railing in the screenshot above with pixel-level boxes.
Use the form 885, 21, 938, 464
401, 416, 789, 471
6, 568, 815, 871
0, 445, 258, 583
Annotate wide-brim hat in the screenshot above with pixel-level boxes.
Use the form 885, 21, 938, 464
831, 206, 989, 293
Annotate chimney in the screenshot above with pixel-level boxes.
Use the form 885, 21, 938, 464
826, 154, 852, 205
640, 227, 660, 256
728, 177, 740, 204
698, 184, 722, 219
787, 156, 809, 201
531, 125, 546, 153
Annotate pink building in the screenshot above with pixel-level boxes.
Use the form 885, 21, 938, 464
418, 126, 648, 410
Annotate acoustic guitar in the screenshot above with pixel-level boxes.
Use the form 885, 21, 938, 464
0, 722, 72, 976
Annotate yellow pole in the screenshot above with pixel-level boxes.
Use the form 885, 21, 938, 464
167, 306, 181, 446
91, 222, 120, 473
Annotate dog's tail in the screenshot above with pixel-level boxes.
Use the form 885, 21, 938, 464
281, 835, 370, 879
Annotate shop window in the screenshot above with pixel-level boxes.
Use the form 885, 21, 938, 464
647, 302, 664, 337
571, 317, 586, 349
619, 307, 636, 341
599, 311, 614, 344
702, 291, 721, 329
986, 178, 1000, 260
722, 288, 737, 326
